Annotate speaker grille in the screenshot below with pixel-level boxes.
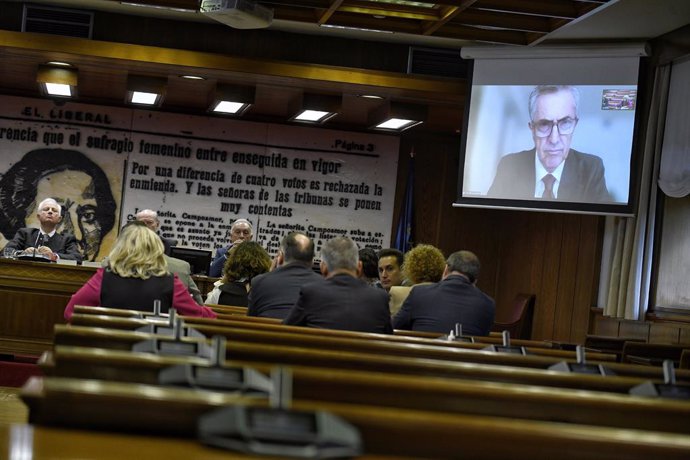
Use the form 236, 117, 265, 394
22, 4, 93, 39
408, 47, 468, 79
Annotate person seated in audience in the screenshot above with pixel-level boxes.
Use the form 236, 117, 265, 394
389, 244, 446, 316
64, 221, 216, 319
377, 248, 404, 291
135, 209, 177, 255
283, 236, 392, 334
209, 218, 253, 277
4, 197, 82, 262
393, 250, 495, 336
247, 231, 322, 319
358, 247, 381, 287
205, 241, 271, 306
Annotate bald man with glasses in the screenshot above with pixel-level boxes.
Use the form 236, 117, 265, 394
488, 85, 611, 203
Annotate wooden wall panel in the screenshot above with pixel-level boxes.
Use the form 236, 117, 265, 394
399, 133, 605, 343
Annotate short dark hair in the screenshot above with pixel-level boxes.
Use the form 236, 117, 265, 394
377, 248, 403, 267
446, 250, 480, 283
0, 148, 116, 240
281, 231, 314, 265
358, 247, 379, 279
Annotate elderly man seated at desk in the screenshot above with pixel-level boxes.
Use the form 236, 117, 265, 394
3, 197, 81, 262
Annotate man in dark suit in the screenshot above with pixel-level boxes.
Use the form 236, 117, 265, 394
4, 198, 82, 261
248, 231, 322, 319
393, 250, 495, 336
135, 209, 176, 255
283, 236, 392, 334
488, 85, 611, 203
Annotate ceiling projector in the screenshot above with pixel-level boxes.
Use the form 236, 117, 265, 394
200, 0, 273, 30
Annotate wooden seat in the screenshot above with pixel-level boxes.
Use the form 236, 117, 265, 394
586, 335, 646, 362
491, 293, 535, 340
20, 376, 690, 460
50, 324, 690, 384
39, 346, 690, 434
622, 342, 689, 366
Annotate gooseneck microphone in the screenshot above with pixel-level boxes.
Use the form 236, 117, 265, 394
33, 232, 44, 260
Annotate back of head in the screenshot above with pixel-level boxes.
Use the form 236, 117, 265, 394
281, 231, 314, 265
358, 247, 379, 279
223, 241, 271, 283
108, 221, 167, 279
446, 250, 481, 284
403, 244, 446, 284
377, 248, 404, 267
135, 209, 159, 230
321, 236, 358, 272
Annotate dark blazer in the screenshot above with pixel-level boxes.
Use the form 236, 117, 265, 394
209, 245, 231, 278
393, 275, 495, 336
284, 273, 393, 334
159, 235, 177, 256
248, 262, 323, 319
5, 227, 82, 261
487, 149, 611, 202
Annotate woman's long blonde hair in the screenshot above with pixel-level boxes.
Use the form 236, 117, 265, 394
108, 221, 168, 279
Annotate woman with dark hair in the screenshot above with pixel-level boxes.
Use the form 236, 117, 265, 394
0, 148, 117, 261
205, 241, 272, 306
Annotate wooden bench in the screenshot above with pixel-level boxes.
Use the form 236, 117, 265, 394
20, 376, 690, 460
54, 323, 617, 372
51, 325, 690, 386
39, 345, 690, 435
622, 342, 690, 366
69, 311, 561, 350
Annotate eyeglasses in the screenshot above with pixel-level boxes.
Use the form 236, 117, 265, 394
530, 117, 578, 138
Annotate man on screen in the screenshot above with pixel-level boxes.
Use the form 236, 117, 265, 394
487, 85, 611, 203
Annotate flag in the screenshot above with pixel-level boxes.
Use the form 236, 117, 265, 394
394, 150, 414, 253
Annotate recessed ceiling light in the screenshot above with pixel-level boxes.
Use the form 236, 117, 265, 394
180, 75, 205, 80
46, 61, 72, 67
131, 91, 159, 105
359, 94, 384, 99
45, 83, 72, 97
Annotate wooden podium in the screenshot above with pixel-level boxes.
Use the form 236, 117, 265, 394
0, 259, 96, 355
0, 259, 218, 356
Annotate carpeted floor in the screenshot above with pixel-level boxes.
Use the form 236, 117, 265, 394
0, 386, 28, 425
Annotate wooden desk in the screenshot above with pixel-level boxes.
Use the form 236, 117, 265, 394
0, 260, 217, 356
0, 259, 96, 356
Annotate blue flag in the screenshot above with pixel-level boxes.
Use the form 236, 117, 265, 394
394, 153, 414, 253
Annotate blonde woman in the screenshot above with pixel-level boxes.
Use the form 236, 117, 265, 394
64, 221, 216, 320
389, 244, 446, 316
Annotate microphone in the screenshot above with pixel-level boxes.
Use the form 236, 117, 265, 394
33, 232, 44, 260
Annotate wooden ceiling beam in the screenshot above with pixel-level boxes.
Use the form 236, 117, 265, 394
0, 30, 464, 97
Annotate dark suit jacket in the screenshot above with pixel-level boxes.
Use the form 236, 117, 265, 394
393, 275, 495, 336
487, 149, 611, 202
209, 245, 231, 278
159, 235, 177, 256
5, 227, 82, 261
284, 273, 393, 334
248, 262, 323, 319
